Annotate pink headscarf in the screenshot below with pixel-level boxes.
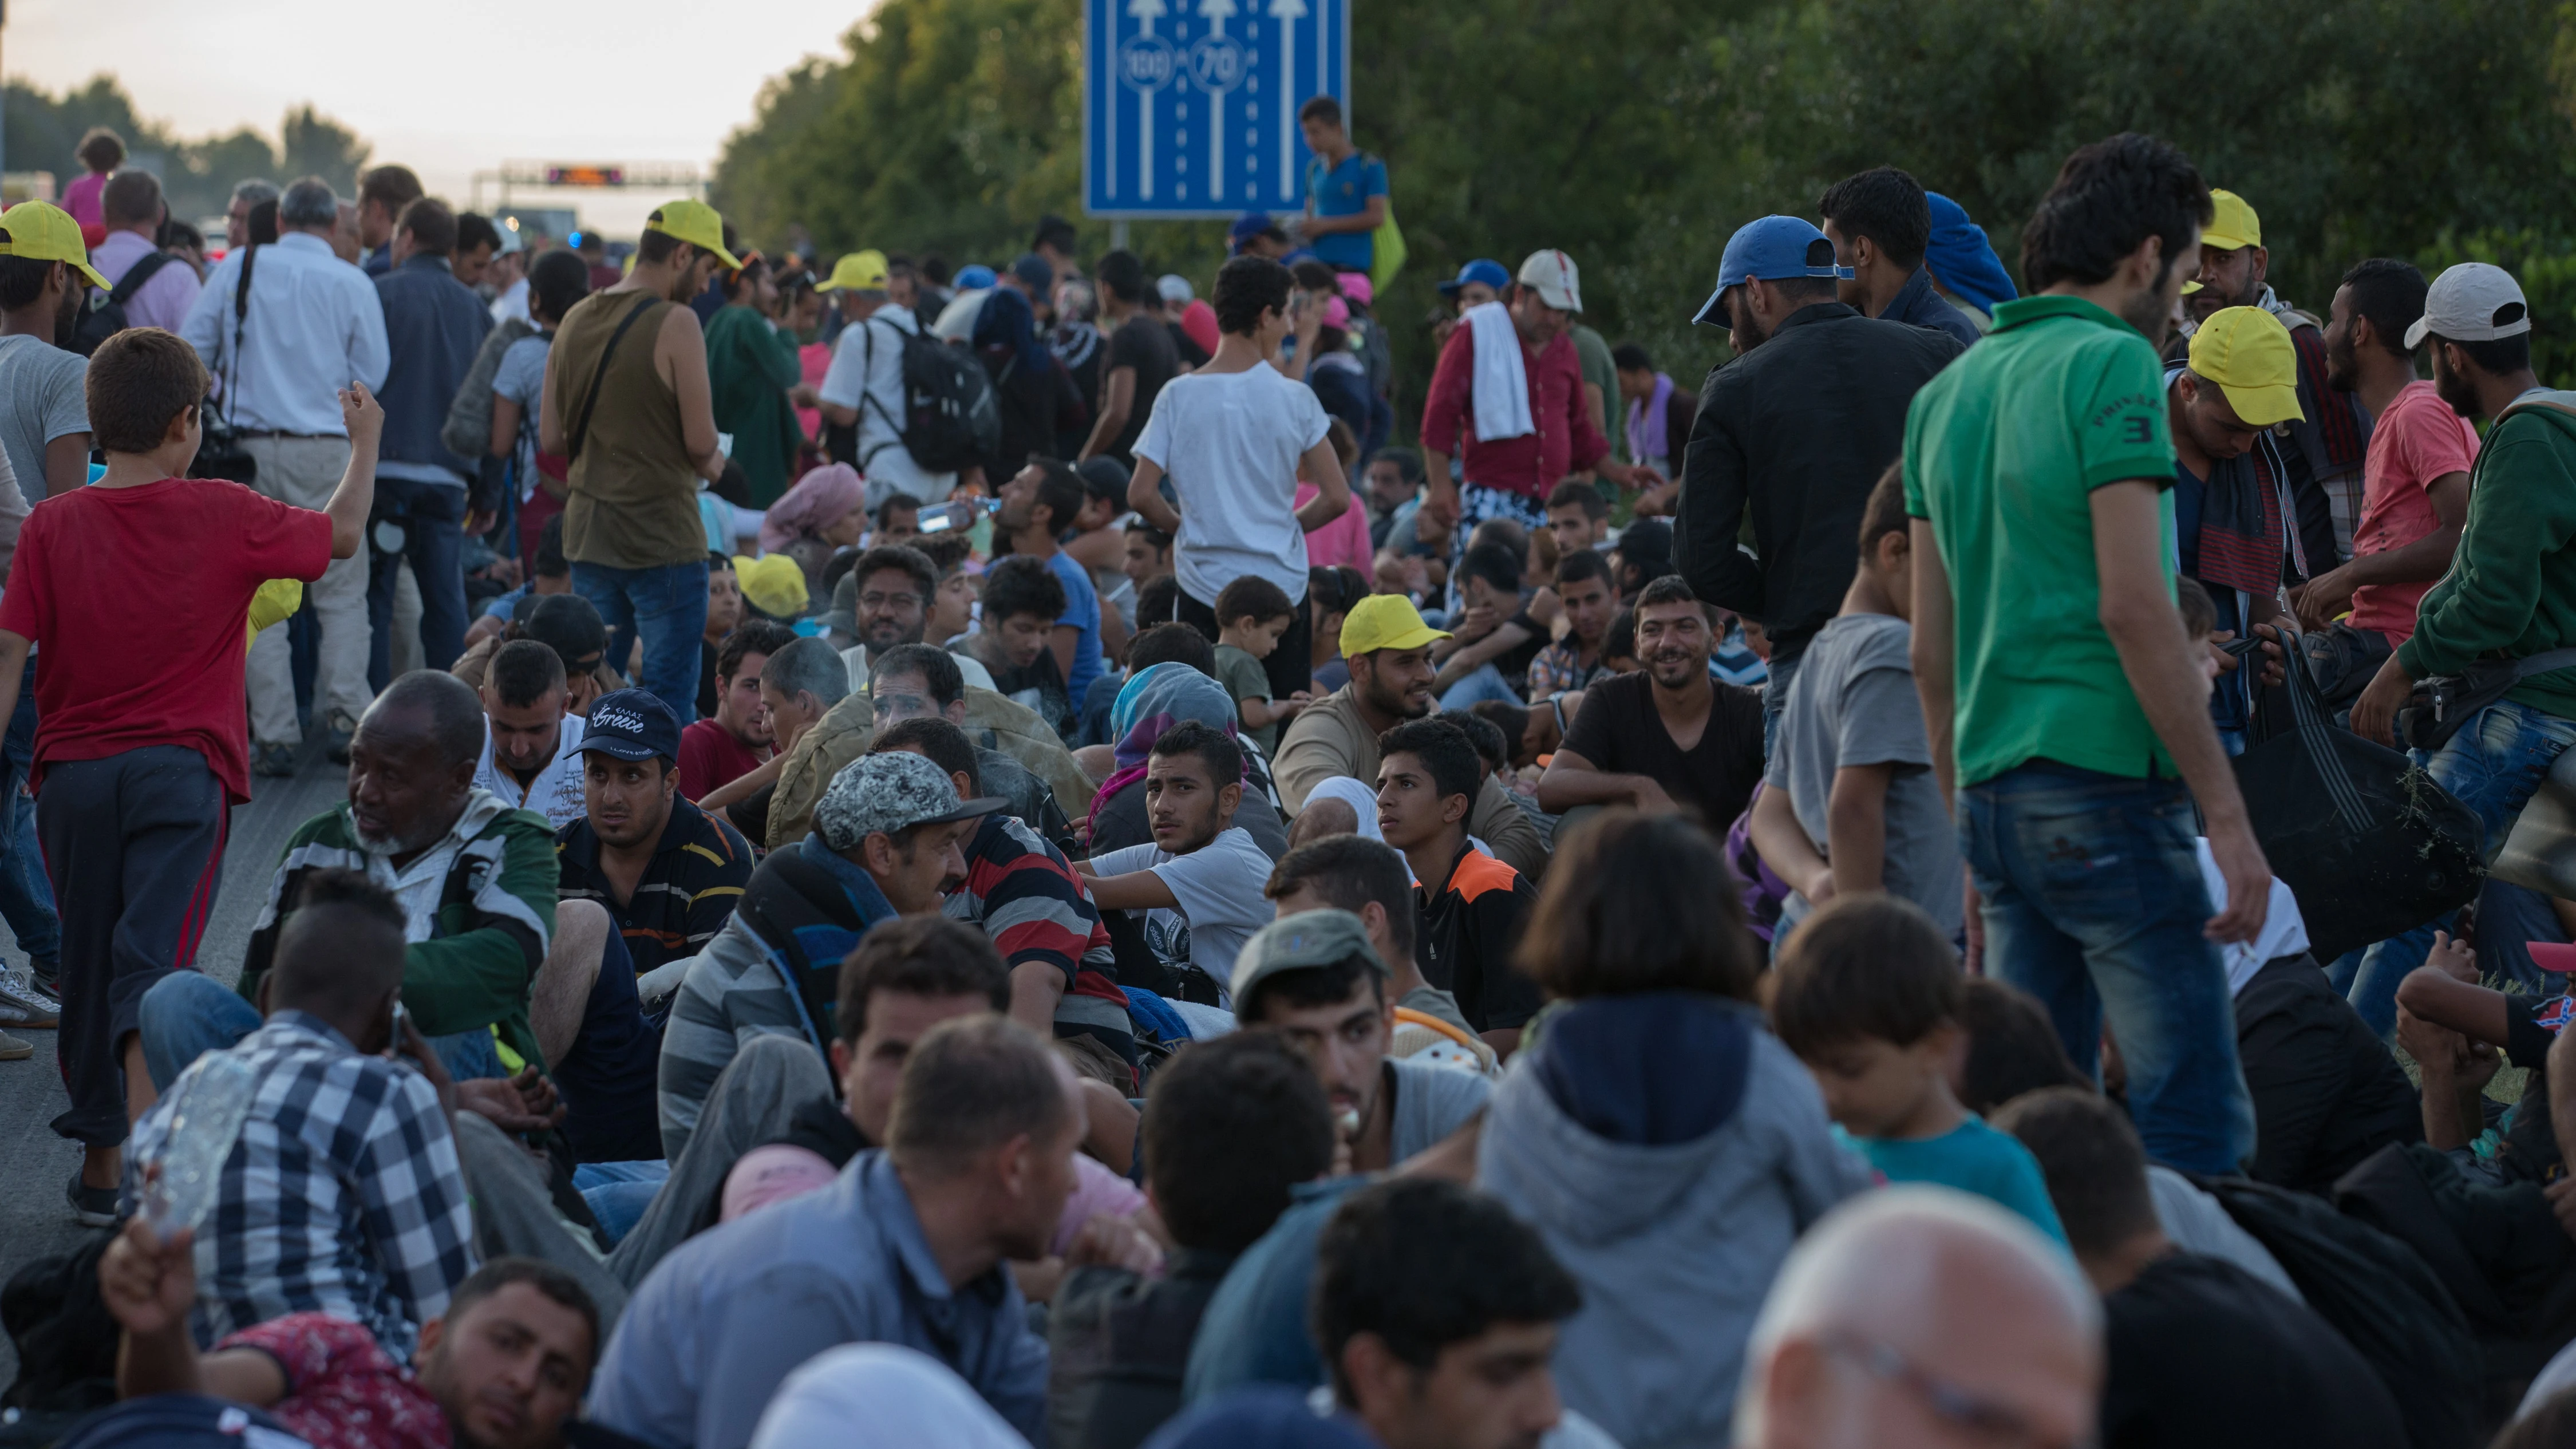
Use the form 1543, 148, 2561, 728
758, 463, 864, 553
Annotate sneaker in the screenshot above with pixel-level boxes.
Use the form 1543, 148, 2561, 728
66, 1170, 116, 1227
0, 968, 57, 1028
325, 710, 359, 765
253, 741, 299, 778
0, 1029, 26, 1061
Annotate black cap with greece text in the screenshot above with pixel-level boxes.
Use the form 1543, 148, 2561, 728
578, 689, 681, 763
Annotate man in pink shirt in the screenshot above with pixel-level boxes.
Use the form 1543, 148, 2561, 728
2296, 259, 2478, 696
1417, 250, 1663, 545
88, 172, 203, 334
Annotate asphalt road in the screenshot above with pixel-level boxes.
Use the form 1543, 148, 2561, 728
0, 739, 347, 1389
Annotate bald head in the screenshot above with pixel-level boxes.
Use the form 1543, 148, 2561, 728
1737, 1187, 2100, 1449
367, 670, 488, 765
349, 672, 485, 856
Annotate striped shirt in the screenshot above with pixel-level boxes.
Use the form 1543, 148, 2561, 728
943, 812, 1127, 1010
554, 796, 754, 977
125, 1013, 475, 1360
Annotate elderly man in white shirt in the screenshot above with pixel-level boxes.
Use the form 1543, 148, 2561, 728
183, 175, 392, 775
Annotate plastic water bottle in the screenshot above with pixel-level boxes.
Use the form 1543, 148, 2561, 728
916, 497, 991, 535
140, 1052, 260, 1243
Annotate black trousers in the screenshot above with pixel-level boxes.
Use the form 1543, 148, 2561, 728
1177, 583, 1313, 700
38, 746, 227, 1147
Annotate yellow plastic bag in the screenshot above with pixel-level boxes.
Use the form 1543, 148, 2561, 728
1370, 203, 1408, 294
244, 578, 303, 652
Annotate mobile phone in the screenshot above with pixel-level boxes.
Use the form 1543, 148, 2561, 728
389, 999, 410, 1046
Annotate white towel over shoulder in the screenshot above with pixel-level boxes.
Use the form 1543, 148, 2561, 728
1465, 300, 1535, 444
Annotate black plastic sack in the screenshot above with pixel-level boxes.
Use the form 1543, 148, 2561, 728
2232, 636, 2484, 964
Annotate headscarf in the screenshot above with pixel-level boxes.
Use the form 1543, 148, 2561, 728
973, 282, 1053, 380
1091, 662, 1243, 824
1923, 192, 2018, 317
749, 1344, 1025, 1449
757, 462, 863, 553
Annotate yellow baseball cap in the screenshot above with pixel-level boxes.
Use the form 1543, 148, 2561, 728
642, 199, 742, 271
0, 202, 107, 289
2203, 189, 2261, 252
816, 249, 891, 294
732, 554, 810, 620
1339, 594, 1451, 658
2187, 307, 2305, 428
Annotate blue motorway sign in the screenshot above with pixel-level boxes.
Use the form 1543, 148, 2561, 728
1084, 0, 1349, 217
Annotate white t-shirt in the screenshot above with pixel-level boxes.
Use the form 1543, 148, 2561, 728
1091, 825, 1275, 996
475, 712, 588, 830
817, 305, 955, 507
1132, 365, 1329, 607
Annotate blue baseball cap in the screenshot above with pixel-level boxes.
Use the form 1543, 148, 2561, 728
1692, 215, 1855, 325
579, 689, 682, 763
954, 263, 997, 290
1437, 258, 1511, 299
1230, 211, 1290, 251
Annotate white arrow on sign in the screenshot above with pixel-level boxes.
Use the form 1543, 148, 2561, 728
1130, 0, 1165, 200
1199, 0, 1235, 204
1269, 0, 1305, 203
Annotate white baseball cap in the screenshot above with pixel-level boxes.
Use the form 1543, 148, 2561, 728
2407, 262, 2530, 350
1517, 250, 1583, 313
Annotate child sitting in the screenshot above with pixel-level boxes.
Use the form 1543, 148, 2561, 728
1212, 575, 1309, 753
1771, 893, 2067, 1243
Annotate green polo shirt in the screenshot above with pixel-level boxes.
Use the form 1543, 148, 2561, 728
1903, 294, 2179, 787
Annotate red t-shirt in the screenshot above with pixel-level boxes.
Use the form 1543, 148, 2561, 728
2349, 380, 2480, 642
0, 478, 331, 803
220, 1312, 448, 1449
676, 716, 769, 801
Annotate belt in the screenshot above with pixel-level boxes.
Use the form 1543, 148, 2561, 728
237, 429, 343, 440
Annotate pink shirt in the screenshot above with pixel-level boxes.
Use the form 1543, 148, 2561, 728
62, 172, 108, 231
2349, 380, 2480, 642
1298, 479, 1372, 572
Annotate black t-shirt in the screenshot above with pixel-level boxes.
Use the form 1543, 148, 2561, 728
2102, 1253, 2405, 1449
989, 647, 1077, 745
1556, 670, 1765, 827
696, 638, 721, 720
2503, 991, 2569, 1183
1165, 317, 1211, 369
1105, 315, 1180, 464
2231, 954, 2424, 1194
731, 781, 776, 850
1492, 610, 1547, 695
1416, 842, 1543, 1031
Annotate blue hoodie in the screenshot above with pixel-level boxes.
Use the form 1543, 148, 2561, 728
1478, 993, 1871, 1449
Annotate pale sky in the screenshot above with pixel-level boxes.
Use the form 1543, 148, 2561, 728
7, 0, 864, 236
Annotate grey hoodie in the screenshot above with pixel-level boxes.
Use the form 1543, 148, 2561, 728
1477, 997, 1871, 1449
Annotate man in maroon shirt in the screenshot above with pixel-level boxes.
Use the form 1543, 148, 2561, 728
1417, 250, 1664, 547
677, 619, 794, 801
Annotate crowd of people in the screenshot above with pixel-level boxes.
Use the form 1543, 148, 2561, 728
5, 104, 2576, 1449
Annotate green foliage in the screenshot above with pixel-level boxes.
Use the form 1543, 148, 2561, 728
712, 0, 2576, 425
5, 77, 371, 228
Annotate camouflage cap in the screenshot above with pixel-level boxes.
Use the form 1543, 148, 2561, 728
813, 749, 1003, 852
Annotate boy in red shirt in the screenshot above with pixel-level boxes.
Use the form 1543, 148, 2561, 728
0, 328, 378, 1221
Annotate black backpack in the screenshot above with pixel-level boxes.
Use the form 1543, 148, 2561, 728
2195, 1173, 2481, 1449
2, 1228, 118, 1419
2233, 634, 2486, 964
862, 316, 1000, 475
68, 252, 174, 357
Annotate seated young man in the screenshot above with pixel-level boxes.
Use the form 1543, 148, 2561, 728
872, 642, 1076, 855
1049, 1031, 1337, 1449
1997, 1088, 2407, 1449
1231, 909, 1491, 1174
554, 689, 754, 1024
2395, 933, 2570, 1183
1374, 718, 1540, 1053
1311, 1177, 1591, 1449
1524, 548, 1617, 702
657, 751, 997, 1160
103, 1243, 600, 1449
1428, 541, 1547, 711
1081, 721, 1278, 1002
124, 871, 475, 1360
1537, 575, 1765, 830
475, 639, 589, 829
1265, 834, 1497, 1075
697, 634, 847, 846
967, 554, 1078, 745
590, 1014, 1076, 1449
677, 619, 795, 802
870, 718, 1133, 1051
455, 593, 621, 717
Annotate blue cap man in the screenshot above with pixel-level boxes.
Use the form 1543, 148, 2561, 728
578, 688, 683, 765
1230, 210, 1291, 258
1692, 215, 1857, 343
1437, 258, 1511, 309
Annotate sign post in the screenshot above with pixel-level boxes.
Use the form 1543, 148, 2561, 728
1084, 0, 1346, 219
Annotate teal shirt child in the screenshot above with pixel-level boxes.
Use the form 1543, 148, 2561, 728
1839, 1116, 2068, 1245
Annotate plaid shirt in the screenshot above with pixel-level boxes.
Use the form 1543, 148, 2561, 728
126, 1012, 476, 1360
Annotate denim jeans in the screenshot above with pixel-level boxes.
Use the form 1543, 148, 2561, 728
572, 559, 709, 724
139, 969, 508, 1092
1437, 662, 1524, 711
1759, 649, 1803, 759
2346, 697, 2576, 1036
0, 656, 60, 966
1958, 761, 2255, 1174
365, 477, 468, 691
574, 1159, 673, 1245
